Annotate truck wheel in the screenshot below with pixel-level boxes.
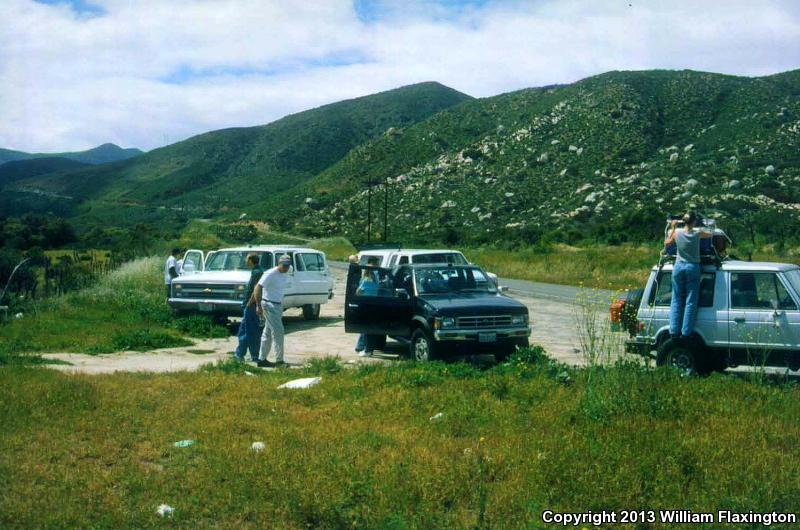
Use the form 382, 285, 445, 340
410, 328, 437, 362
302, 304, 321, 321
656, 338, 709, 376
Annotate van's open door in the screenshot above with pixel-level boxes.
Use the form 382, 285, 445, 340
344, 264, 411, 336
182, 249, 204, 274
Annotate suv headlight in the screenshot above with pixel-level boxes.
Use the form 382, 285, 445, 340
434, 317, 456, 329
173, 284, 182, 290
511, 314, 528, 326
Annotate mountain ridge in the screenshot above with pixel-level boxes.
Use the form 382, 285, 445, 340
3, 82, 472, 226
0, 143, 143, 165
3, 69, 799, 249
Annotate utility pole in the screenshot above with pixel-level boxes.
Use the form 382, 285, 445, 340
366, 174, 372, 242
383, 179, 389, 242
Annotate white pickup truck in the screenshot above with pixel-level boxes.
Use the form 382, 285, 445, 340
168, 246, 334, 321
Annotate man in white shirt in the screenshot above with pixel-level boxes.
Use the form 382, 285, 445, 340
164, 248, 181, 299
253, 254, 292, 367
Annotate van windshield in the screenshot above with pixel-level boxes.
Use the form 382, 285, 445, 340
206, 251, 273, 271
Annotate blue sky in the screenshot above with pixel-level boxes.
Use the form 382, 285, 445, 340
354, 0, 492, 22
33, 0, 105, 16
3, 0, 799, 152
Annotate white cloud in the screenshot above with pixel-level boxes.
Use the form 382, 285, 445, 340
1, 0, 798, 152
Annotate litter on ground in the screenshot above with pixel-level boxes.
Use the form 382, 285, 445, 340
173, 439, 195, 448
251, 441, 265, 452
156, 504, 174, 517
277, 377, 321, 389
430, 412, 444, 421
244, 371, 256, 376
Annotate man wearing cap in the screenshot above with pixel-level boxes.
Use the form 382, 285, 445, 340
253, 254, 292, 367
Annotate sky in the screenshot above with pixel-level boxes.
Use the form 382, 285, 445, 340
1, 0, 799, 152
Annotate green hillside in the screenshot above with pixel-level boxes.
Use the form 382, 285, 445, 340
0, 143, 143, 165
0, 157, 90, 187
274, 69, 800, 248
7, 82, 471, 227
5, 70, 800, 250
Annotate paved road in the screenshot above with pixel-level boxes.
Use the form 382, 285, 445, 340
330, 261, 616, 303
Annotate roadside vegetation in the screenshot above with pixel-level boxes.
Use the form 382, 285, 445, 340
2, 352, 798, 529
0, 257, 227, 364
293, 236, 800, 291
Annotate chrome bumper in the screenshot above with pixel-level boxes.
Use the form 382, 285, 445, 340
168, 298, 243, 315
625, 337, 655, 356
433, 327, 531, 342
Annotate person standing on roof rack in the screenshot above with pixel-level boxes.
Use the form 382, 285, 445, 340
664, 211, 713, 339
254, 254, 292, 367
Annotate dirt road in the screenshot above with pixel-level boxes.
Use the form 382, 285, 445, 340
43, 269, 597, 374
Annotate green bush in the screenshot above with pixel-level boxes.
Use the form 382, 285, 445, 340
109, 329, 190, 351
172, 315, 229, 338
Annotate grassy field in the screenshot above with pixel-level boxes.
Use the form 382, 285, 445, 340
309, 236, 358, 261
0, 257, 226, 361
466, 244, 657, 291
1, 356, 798, 529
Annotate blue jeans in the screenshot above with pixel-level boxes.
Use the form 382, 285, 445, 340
669, 261, 702, 337
354, 334, 375, 353
235, 305, 261, 361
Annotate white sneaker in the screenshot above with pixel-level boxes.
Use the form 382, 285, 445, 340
358, 351, 372, 357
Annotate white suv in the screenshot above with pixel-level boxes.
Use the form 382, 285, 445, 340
357, 248, 502, 286
627, 260, 800, 375
169, 246, 334, 321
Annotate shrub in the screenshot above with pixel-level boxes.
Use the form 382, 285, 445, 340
109, 329, 190, 351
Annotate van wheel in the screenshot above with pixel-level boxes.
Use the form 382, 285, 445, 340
302, 304, 320, 321
657, 338, 710, 376
410, 329, 437, 362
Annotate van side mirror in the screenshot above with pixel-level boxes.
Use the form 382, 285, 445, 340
498, 285, 509, 293
395, 288, 410, 300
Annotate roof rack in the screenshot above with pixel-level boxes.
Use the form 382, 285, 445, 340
355, 242, 402, 251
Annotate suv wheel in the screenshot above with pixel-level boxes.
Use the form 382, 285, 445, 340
302, 303, 321, 321
657, 338, 709, 376
410, 329, 437, 362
